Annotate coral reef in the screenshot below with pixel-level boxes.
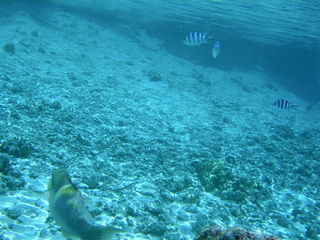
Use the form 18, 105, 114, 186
195, 225, 278, 240
192, 158, 271, 204
0, 154, 25, 192
0, 137, 33, 158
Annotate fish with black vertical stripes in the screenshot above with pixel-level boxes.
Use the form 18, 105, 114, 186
183, 32, 215, 46
273, 99, 298, 110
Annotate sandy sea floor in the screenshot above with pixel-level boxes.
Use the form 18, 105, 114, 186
0, 3, 320, 240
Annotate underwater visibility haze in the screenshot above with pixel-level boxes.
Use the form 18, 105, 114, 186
0, 0, 319, 239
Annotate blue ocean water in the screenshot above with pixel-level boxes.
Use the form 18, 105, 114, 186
0, 0, 319, 240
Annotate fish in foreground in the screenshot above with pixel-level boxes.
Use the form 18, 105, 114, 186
274, 99, 298, 110
212, 41, 220, 58
48, 169, 122, 240
183, 32, 214, 46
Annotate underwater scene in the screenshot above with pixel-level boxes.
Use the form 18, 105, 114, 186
0, 0, 319, 239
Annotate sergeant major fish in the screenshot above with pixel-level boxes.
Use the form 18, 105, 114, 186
183, 32, 215, 46
48, 169, 122, 240
274, 99, 298, 110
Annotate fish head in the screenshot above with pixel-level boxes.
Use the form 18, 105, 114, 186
49, 169, 72, 194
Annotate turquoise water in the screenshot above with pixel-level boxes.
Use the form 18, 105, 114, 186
0, 1, 319, 240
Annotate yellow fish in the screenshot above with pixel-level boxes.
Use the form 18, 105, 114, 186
48, 169, 122, 240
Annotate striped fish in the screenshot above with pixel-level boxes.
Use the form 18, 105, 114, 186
183, 32, 214, 46
274, 99, 298, 110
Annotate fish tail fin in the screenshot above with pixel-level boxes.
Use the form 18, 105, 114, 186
82, 225, 123, 240
206, 33, 215, 40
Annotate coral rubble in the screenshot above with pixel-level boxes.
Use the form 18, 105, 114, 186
195, 225, 278, 240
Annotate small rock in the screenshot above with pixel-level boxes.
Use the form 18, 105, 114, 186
144, 203, 162, 216
147, 71, 162, 82
126, 205, 140, 217
3, 43, 15, 55
135, 182, 157, 196
143, 222, 167, 237
31, 30, 39, 37
4, 208, 22, 220
0, 154, 12, 175
177, 210, 189, 221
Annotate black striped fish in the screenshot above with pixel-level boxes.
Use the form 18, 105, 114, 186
273, 99, 298, 110
183, 32, 214, 46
